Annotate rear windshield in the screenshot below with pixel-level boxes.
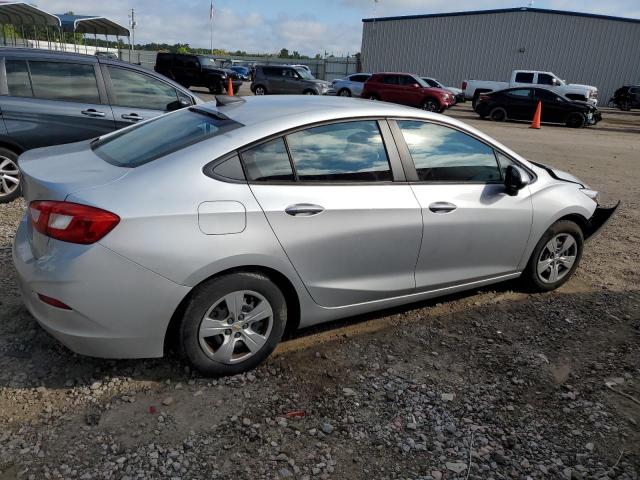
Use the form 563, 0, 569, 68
92, 108, 242, 167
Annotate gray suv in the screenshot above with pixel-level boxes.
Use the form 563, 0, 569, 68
250, 65, 331, 96
0, 48, 199, 203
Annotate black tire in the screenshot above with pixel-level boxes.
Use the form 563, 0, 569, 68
338, 88, 351, 97
0, 147, 21, 204
421, 98, 440, 112
253, 85, 267, 95
303, 89, 318, 95
179, 272, 287, 377
566, 112, 585, 128
489, 107, 507, 122
472, 92, 481, 110
521, 220, 584, 292
366, 93, 379, 101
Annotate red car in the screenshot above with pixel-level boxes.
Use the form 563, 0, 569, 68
360, 73, 454, 112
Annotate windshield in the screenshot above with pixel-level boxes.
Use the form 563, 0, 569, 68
294, 67, 314, 80
232, 66, 249, 75
93, 108, 243, 168
197, 56, 221, 68
414, 77, 429, 88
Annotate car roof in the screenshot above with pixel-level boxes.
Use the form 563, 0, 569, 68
0, 47, 99, 62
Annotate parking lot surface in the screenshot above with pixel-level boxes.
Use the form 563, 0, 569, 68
0, 94, 638, 479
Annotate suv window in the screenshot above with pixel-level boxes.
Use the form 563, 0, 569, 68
242, 137, 294, 182
156, 54, 172, 67
286, 121, 392, 182
537, 73, 555, 85
29, 61, 100, 103
397, 121, 501, 182
93, 108, 243, 167
262, 67, 282, 77
514, 72, 534, 83
107, 66, 182, 110
350, 74, 368, 83
507, 89, 532, 99
382, 75, 399, 85
5, 59, 33, 97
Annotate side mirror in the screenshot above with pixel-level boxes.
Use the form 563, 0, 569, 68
412, 83, 420, 88
167, 99, 191, 111
504, 165, 529, 195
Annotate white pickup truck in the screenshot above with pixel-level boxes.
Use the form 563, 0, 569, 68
463, 70, 598, 107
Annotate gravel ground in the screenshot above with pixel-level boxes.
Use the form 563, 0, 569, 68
0, 100, 638, 480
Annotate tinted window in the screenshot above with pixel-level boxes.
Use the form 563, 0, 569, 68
242, 138, 294, 182
424, 78, 438, 87
535, 89, 561, 102
5, 60, 33, 97
93, 108, 242, 167
350, 74, 369, 83
263, 67, 281, 77
287, 121, 392, 182
537, 73, 555, 85
382, 75, 399, 85
514, 72, 534, 83
507, 89, 532, 99
29, 61, 100, 103
397, 121, 500, 182
108, 66, 179, 110
156, 54, 172, 67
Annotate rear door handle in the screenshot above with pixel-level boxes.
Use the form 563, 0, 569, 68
429, 202, 457, 213
121, 113, 144, 121
81, 109, 106, 117
285, 203, 324, 216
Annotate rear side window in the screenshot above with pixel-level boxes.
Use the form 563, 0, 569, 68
350, 75, 368, 83
397, 120, 500, 183
507, 89, 531, 99
93, 108, 242, 167
5, 59, 33, 97
156, 54, 172, 67
29, 61, 100, 103
287, 121, 392, 182
242, 138, 294, 182
263, 67, 281, 77
514, 72, 534, 83
107, 66, 181, 110
382, 75, 399, 85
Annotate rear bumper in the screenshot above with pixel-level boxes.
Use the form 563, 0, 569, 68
584, 202, 620, 241
12, 217, 190, 358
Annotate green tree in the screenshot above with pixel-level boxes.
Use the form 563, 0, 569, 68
278, 48, 289, 58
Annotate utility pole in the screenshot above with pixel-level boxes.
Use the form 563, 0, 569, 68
128, 8, 136, 51
210, 1, 214, 55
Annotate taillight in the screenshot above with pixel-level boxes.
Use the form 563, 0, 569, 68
462, 81, 467, 91
28, 201, 120, 245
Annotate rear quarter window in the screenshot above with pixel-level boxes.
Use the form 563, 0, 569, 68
92, 108, 243, 168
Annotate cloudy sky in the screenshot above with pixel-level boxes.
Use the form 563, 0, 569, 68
37, 0, 640, 56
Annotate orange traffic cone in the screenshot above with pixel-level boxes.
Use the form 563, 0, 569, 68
227, 77, 234, 96
530, 101, 541, 129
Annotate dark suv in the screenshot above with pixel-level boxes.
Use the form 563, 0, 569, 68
609, 85, 640, 111
360, 73, 454, 112
0, 48, 200, 203
155, 53, 242, 94
250, 65, 331, 95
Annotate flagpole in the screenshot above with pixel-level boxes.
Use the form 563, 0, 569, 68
209, 1, 214, 55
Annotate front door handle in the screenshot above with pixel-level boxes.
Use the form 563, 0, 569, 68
81, 109, 106, 117
285, 203, 324, 216
121, 113, 144, 121
429, 202, 457, 213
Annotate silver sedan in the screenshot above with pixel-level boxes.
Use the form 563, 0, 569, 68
13, 95, 617, 376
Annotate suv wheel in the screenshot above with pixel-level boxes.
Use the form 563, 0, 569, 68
179, 272, 287, 376
421, 98, 440, 112
254, 85, 267, 95
522, 220, 583, 292
566, 112, 585, 128
303, 90, 318, 95
0, 148, 21, 204
338, 88, 351, 97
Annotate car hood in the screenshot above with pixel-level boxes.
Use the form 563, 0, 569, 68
308, 79, 330, 87
446, 86, 462, 94
567, 83, 598, 91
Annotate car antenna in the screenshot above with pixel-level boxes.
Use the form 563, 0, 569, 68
216, 95, 246, 107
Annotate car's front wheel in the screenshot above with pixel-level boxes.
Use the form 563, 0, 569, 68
254, 85, 267, 95
566, 112, 586, 128
0, 147, 21, 204
421, 98, 440, 112
179, 272, 287, 376
490, 107, 507, 122
338, 88, 351, 97
522, 220, 584, 292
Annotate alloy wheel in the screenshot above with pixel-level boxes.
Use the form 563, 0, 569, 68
422, 100, 438, 112
255, 86, 266, 95
339, 89, 351, 97
536, 234, 578, 284
198, 290, 273, 364
0, 156, 19, 199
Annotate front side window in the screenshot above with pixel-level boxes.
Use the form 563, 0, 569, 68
5, 59, 33, 97
514, 72, 534, 83
287, 121, 392, 182
29, 61, 100, 103
397, 121, 501, 183
537, 73, 555, 85
93, 108, 242, 167
535, 89, 561, 102
107, 66, 180, 110
242, 137, 294, 182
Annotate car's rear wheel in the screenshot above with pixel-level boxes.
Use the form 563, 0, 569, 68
179, 272, 287, 376
522, 220, 583, 292
366, 93, 379, 101
490, 107, 507, 122
566, 112, 585, 128
303, 89, 317, 95
254, 85, 267, 95
421, 98, 440, 112
338, 88, 351, 97
0, 148, 21, 204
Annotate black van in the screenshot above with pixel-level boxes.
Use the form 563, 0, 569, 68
155, 53, 242, 94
